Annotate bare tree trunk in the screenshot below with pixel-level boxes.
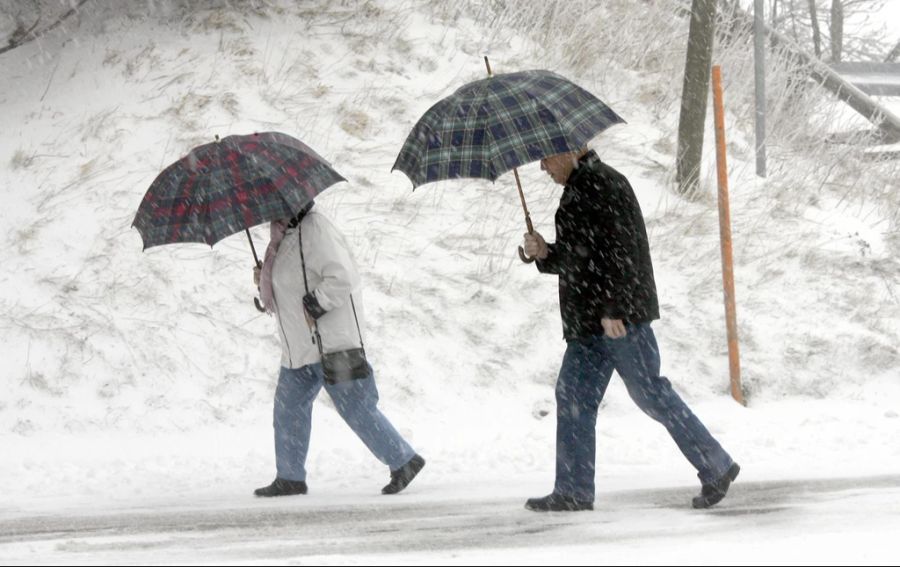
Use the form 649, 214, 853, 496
830, 0, 843, 62
808, 0, 822, 57
886, 39, 900, 63
770, 0, 779, 48
788, 0, 799, 43
755, 0, 767, 177
676, 0, 717, 196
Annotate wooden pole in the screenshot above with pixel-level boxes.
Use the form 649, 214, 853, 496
711, 66, 745, 406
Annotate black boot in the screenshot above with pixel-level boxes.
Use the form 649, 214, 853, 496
692, 462, 740, 509
254, 478, 308, 497
525, 493, 594, 512
382, 454, 425, 494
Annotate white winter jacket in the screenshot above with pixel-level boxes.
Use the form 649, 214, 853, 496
271, 207, 366, 369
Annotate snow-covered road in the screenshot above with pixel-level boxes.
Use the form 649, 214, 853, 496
3, 475, 899, 565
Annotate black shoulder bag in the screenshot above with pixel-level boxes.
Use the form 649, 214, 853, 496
298, 228, 369, 385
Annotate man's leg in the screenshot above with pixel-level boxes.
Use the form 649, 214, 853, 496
552, 337, 616, 503
610, 323, 734, 486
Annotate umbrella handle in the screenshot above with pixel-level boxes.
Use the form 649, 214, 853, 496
247, 231, 267, 313
518, 246, 536, 264
253, 259, 266, 313
511, 167, 536, 264
253, 297, 266, 313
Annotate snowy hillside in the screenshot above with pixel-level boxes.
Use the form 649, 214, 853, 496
1, 0, 899, 563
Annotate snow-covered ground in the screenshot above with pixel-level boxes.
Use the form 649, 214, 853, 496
3, 475, 900, 565
1, 1, 898, 564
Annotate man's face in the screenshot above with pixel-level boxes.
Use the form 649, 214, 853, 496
540, 152, 580, 185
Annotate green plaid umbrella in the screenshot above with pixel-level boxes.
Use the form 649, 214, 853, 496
392, 65, 624, 262
392, 69, 624, 187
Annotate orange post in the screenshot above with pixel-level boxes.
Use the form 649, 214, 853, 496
711, 65, 745, 406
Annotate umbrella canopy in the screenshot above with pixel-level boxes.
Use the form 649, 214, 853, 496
392, 69, 625, 188
133, 131, 345, 250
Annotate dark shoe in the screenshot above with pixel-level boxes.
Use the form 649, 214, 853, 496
692, 462, 740, 509
525, 493, 594, 512
382, 454, 425, 494
254, 478, 308, 497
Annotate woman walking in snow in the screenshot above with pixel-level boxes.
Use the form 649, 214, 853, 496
253, 201, 424, 497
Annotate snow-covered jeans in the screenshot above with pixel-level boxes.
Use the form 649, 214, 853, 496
554, 323, 734, 502
273, 363, 416, 481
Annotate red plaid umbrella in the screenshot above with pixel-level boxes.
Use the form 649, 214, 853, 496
133, 131, 345, 310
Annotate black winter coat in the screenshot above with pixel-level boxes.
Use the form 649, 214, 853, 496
536, 151, 660, 340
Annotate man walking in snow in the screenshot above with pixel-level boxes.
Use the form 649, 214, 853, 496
522, 148, 739, 511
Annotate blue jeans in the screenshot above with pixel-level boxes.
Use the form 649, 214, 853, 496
273, 363, 416, 481
554, 323, 733, 502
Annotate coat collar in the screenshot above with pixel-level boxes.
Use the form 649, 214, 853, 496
287, 202, 315, 229
565, 150, 600, 187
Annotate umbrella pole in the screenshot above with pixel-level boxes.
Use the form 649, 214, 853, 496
512, 168, 534, 234
485, 55, 537, 265
245, 229, 261, 266
512, 168, 536, 264
245, 229, 266, 313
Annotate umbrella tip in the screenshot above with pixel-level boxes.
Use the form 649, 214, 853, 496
214, 134, 220, 142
